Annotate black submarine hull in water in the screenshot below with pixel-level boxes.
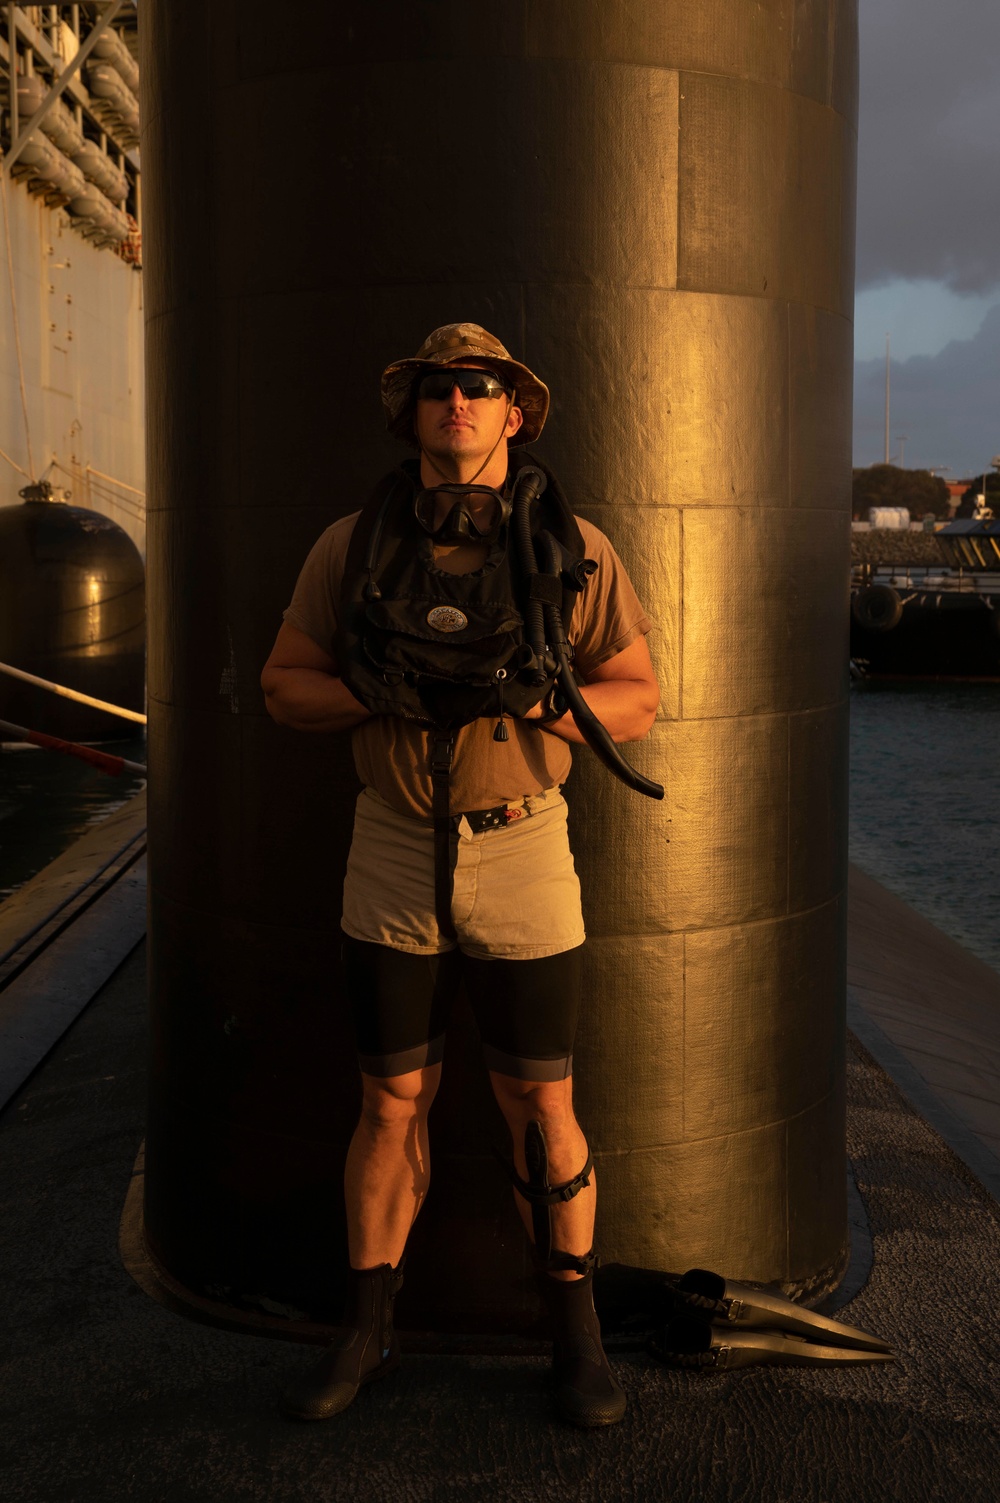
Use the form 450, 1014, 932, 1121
0, 500, 145, 740
851, 583, 1000, 681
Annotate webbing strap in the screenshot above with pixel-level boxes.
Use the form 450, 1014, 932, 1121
512, 1122, 597, 1266
543, 1248, 599, 1277
430, 732, 456, 940
510, 1150, 594, 1207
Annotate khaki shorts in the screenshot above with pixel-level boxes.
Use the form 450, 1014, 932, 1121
341, 786, 586, 959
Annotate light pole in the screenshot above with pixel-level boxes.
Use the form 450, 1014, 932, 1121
884, 333, 891, 464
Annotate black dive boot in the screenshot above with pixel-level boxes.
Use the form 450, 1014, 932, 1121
539, 1268, 627, 1428
281, 1260, 403, 1420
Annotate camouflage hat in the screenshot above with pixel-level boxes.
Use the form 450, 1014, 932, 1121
380, 322, 550, 447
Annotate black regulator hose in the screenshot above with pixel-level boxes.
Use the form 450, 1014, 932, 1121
548, 634, 664, 799
511, 466, 550, 683
539, 533, 664, 802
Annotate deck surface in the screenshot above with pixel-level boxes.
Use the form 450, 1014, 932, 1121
2, 884, 1000, 1499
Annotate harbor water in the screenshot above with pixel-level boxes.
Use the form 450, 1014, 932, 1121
849, 681, 1000, 975
0, 734, 146, 901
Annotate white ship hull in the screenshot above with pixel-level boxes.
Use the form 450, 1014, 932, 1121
1, 5, 144, 554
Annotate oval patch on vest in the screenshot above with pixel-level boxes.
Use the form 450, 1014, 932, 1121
426, 606, 468, 633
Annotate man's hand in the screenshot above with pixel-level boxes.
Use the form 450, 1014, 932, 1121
525, 635, 659, 745
261, 623, 372, 732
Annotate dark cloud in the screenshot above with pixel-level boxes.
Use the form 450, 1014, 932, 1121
853, 303, 1000, 473
857, 0, 1000, 292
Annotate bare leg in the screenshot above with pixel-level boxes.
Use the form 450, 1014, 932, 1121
489, 1072, 596, 1280
282, 1064, 440, 1421
488, 1070, 623, 1425
344, 1063, 441, 1268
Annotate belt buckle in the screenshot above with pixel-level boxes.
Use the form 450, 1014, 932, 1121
480, 805, 508, 832
430, 733, 456, 776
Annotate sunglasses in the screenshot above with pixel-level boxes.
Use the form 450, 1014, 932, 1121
415, 369, 513, 402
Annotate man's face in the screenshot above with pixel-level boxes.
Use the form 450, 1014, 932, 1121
413, 361, 523, 465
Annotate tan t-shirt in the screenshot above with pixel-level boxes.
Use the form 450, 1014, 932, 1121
283, 513, 652, 818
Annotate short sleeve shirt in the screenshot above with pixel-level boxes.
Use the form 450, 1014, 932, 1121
283, 513, 652, 819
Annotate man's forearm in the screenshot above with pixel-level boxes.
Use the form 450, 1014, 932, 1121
262, 667, 372, 732
536, 679, 658, 746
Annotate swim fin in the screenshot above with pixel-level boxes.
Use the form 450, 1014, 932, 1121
671, 1268, 892, 1354
653, 1313, 896, 1371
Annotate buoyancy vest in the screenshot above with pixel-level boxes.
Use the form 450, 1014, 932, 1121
336, 451, 591, 732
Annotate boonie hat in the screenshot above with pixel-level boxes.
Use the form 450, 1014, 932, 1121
381, 322, 550, 447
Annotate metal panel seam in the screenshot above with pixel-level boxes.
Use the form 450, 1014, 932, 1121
676, 892, 844, 939
593, 1086, 839, 1154
676, 63, 859, 123
677, 508, 684, 720
680, 929, 687, 1140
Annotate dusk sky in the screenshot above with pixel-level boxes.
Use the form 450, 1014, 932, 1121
853, 0, 1000, 477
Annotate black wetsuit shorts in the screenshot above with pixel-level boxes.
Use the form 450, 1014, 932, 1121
343, 937, 582, 1082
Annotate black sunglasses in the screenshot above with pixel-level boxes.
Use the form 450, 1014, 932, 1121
415, 369, 513, 402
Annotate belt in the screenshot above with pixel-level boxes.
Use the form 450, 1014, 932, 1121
453, 801, 530, 835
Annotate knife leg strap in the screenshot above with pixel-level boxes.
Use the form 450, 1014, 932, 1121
430, 731, 456, 940
510, 1120, 595, 1272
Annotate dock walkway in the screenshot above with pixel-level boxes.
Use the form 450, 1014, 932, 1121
848, 863, 1000, 1191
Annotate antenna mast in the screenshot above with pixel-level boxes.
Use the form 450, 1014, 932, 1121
884, 333, 890, 464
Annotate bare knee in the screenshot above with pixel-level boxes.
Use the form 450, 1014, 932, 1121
490, 1073, 580, 1140
359, 1065, 440, 1134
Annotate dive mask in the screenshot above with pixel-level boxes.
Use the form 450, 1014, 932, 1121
414, 484, 512, 544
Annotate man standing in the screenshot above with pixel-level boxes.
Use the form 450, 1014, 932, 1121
261, 323, 658, 1427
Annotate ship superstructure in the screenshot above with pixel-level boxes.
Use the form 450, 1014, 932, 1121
1, 3, 143, 553
851, 516, 1000, 680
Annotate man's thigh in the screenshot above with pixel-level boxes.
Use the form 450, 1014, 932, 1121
344, 939, 582, 1084
462, 947, 583, 1082
343, 938, 464, 1077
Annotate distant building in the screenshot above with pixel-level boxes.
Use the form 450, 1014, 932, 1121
945, 479, 978, 519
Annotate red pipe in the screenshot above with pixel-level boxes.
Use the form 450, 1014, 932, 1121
0, 718, 146, 777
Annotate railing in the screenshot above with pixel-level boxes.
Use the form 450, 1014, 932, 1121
0, 661, 146, 724
0, 717, 145, 776
852, 565, 1000, 596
